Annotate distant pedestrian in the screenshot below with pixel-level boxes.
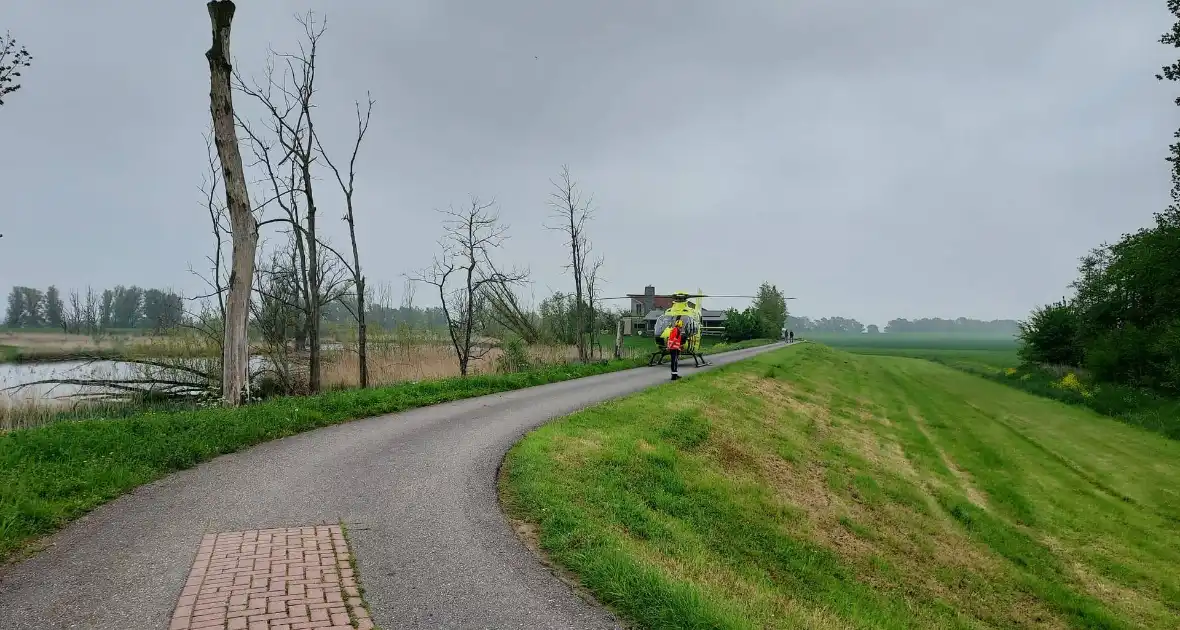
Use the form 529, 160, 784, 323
789, 331, 794, 343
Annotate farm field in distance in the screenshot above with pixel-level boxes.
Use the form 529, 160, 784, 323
803, 332, 1180, 441
501, 343, 1180, 629
803, 332, 1021, 371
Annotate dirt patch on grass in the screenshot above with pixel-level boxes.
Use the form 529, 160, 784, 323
906, 407, 990, 509
860, 406, 891, 426
707, 375, 1065, 627
740, 374, 830, 432
549, 434, 606, 467
626, 540, 858, 629
1042, 536, 1162, 627
849, 504, 1066, 628
708, 432, 760, 472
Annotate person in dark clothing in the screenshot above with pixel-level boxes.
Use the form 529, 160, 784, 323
788, 330, 794, 342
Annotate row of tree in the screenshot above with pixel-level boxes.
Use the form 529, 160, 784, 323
882, 318, 1019, 334
723, 283, 789, 342
2, 274, 613, 347
787, 316, 867, 334
1017, 4, 1180, 394
4, 285, 184, 333
6, 8, 607, 404
199, 2, 614, 402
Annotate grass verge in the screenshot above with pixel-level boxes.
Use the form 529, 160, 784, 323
501, 344, 1180, 629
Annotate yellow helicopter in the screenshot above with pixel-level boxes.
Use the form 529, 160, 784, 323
602, 290, 763, 368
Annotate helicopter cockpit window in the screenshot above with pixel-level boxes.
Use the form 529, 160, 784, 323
653, 314, 698, 338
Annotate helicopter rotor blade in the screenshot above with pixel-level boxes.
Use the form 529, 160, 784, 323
591, 293, 796, 300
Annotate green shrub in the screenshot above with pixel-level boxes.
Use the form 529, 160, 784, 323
1017, 301, 1082, 367
495, 337, 533, 374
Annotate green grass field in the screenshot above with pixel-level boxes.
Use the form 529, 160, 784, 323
501, 344, 1180, 629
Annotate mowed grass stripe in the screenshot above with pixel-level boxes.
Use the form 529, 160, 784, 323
501, 344, 1180, 629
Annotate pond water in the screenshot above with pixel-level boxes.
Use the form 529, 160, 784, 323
0, 357, 265, 405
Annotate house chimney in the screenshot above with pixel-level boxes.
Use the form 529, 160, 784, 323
644, 285, 655, 312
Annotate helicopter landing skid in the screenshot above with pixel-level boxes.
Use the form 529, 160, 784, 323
648, 350, 710, 368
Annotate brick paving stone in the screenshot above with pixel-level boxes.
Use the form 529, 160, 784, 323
169, 526, 368, 629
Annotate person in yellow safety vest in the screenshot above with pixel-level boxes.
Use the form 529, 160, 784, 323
667, 317, 684, 380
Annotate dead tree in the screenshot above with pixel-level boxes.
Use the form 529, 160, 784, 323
586, 255, 605, 359
409, 197, 528, 376
251, 243, 308, 394
206, 0, 258, 405
235, 12, 333, 393
188, 132, 229, 321
547, 165, 594, 362
180, 130, 233, 364
482, 281, 540, 344
83, 287, 99, 336
65, 289, 83, 335
314, 94, 374, 387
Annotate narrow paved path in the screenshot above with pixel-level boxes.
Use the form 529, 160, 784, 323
0, 343, 785, 629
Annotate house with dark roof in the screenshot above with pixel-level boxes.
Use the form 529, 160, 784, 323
621, 286, 728, 336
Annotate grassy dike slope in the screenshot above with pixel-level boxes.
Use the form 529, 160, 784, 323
500, 344, 1180, 629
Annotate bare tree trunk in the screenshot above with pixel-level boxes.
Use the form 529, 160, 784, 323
614, 318, 623, 360
548, 165, 594, 363
356, 278, 368, 387
295, 17, 325, 394
233, 11, 326, 393
83, 287, 98, 336
586, 255, 604, 359
206, 0, 257, 405
315, 95, 374, 388
303, 172, 322, 393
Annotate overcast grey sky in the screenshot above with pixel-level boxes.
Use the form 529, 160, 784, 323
0, 0, 1175, 325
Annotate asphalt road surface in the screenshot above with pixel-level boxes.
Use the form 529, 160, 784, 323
0, 343, 785, 629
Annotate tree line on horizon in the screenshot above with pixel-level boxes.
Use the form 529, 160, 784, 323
4, 281, 1020, 340
4, 285, 185, 334
783, 315, 1020, 335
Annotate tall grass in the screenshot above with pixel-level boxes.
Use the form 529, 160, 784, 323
0, 330, 219, 363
